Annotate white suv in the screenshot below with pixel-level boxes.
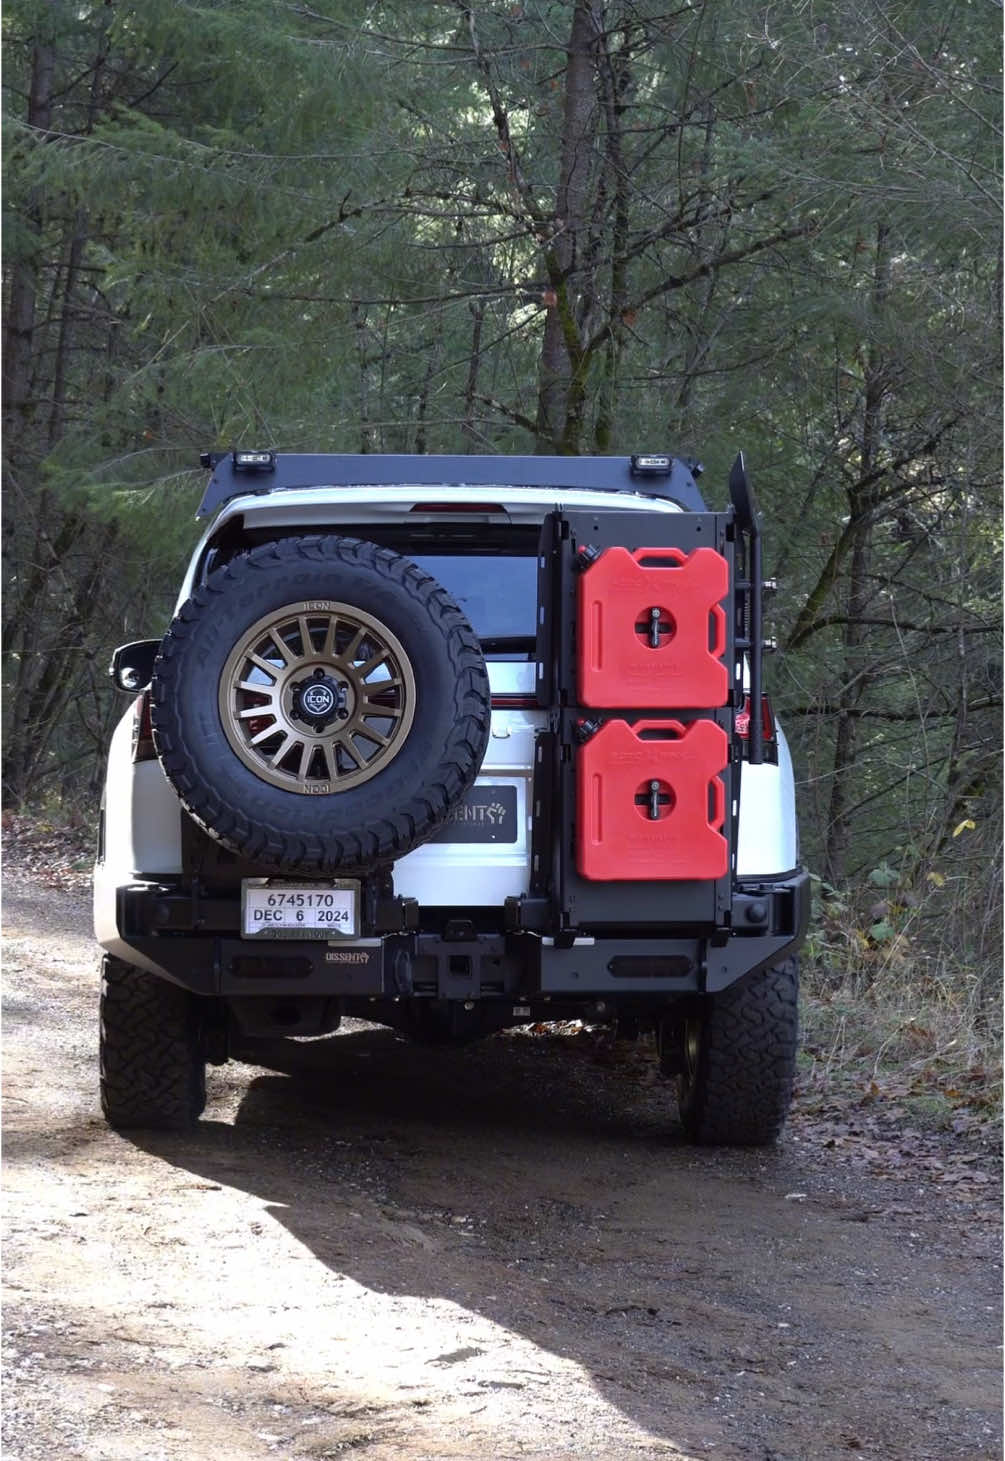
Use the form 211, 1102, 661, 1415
95, 450, 808, 1144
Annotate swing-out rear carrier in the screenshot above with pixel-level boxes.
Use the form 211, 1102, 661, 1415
491, 487, 805, 999
540, 507, 737, 916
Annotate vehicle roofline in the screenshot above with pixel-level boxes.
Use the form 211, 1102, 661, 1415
206, 482, 688, 527
196, 451, 706, 519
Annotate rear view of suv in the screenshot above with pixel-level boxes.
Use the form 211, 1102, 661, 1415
95, 450, 809, 1144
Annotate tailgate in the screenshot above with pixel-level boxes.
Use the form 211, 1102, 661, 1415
392, 663, 543, 906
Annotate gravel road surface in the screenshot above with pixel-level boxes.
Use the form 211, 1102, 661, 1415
3, 869, 1001, 1460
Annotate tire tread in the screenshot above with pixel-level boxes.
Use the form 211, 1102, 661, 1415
677, 957, 799, 1147
99, 956, 205, 1130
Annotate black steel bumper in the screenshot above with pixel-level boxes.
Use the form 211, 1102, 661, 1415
112, 870, 810, 1002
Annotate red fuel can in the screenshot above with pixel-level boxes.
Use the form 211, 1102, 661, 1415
576, 718, 728, 881
577, 546, 729, 708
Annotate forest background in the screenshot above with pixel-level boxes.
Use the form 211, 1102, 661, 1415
3, 0, 1001, 1106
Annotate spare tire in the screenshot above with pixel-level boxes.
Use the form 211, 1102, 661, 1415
150, 535, 491, 873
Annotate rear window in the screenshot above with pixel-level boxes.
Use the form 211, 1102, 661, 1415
410, 554, 537, 650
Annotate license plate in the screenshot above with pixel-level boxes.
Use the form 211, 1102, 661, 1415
241, 879, 359, 939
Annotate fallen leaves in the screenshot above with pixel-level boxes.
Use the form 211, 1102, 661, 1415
3, 813, 92, 891
789, 1074, 1002, 1214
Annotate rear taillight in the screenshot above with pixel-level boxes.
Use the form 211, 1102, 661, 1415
490, 694, 538, 709
735, 694, 775, 744
131, 690, 156, 762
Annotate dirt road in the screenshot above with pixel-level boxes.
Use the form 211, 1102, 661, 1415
3, 868, 1001, 1460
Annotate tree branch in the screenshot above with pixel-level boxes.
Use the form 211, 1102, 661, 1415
583, 220, 816, 356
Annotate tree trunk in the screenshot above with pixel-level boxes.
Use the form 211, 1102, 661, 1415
593, 21, 631, 452
2, 27, 55, 434
823, 221, 891, 886
462, 300, 485, 450
535, 0, 597, 452
48, 213, 89, 447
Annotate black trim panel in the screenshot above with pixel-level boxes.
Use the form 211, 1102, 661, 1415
198, 452, 707, 519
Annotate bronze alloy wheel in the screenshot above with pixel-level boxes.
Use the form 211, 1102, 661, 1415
218, 600, 416, 794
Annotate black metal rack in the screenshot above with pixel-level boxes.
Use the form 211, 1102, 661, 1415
526, 507, 740, 934
196, 451, 708, 519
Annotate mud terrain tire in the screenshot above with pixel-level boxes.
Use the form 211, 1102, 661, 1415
100, 956, 206, 1130
676, 957, 799, 1146
150, 535, 491, 874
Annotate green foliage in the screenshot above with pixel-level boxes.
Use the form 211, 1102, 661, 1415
2, 0, 1000, 997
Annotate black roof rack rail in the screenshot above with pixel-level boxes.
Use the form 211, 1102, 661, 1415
195, 452, 707, 519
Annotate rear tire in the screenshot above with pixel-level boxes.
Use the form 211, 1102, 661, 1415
675, 957, 799, 1146
99, 956, 206, 1131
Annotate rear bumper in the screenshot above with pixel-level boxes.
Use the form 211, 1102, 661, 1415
102, 870, 810, 1002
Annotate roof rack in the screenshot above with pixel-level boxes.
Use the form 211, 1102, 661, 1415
195, 452, 708, 519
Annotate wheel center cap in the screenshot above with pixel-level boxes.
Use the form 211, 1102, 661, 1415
292, 673, 346, 728
302, 682, 336, 717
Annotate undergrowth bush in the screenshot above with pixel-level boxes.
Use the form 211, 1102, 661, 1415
801, 871, 1002, 1126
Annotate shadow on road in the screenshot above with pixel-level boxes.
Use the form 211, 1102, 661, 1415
123, 1025, 813, 1454
124, 1024, 997, 1461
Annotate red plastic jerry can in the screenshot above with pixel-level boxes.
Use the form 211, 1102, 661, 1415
576, 718, 729, 881
578, 546, 729, 708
